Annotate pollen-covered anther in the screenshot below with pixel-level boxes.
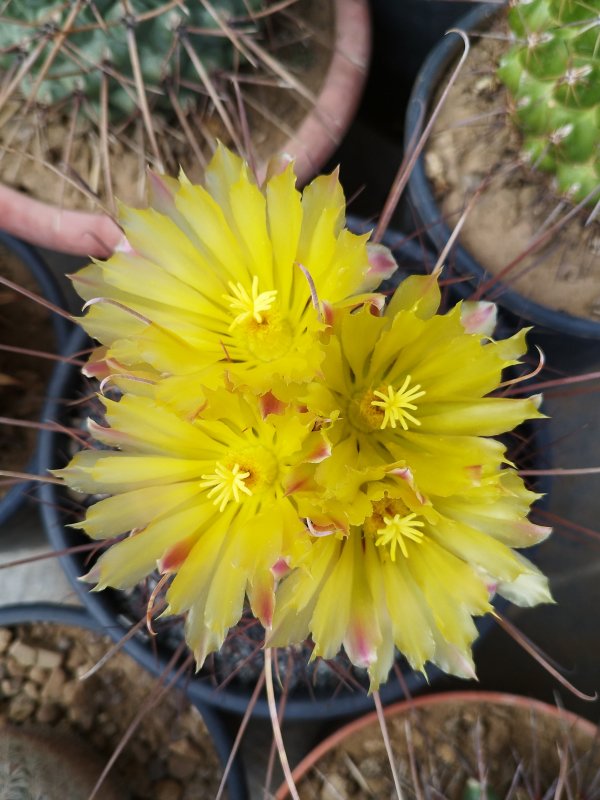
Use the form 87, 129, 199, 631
375, 513, 425, 561
371, 376, 426, 430
224, 275, 278, 329
199, 462, 253, 512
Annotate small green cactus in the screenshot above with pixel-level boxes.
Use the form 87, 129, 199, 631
498, 0, 600, 204
0, 0, 261, 119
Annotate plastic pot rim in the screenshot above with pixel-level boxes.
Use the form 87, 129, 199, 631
0, 231, 72, 528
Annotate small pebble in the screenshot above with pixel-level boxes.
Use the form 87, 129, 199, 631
155, 779, 183, 800
41, 667, 67, 700
168, 752, 197, 782
320, 774, 347, 800
168, 737, 199, 761
22, 681, 39, 701
0, 678, 21, 698
0, 629, 12, 654
8, 694, 36, 722
68, 705, 95, 732
436, 742, 455, 764
61, 681, 78, 705
36, 647, 62, 670
36, 703, 61, 725
6, 658, 25, 678
8, 640, 36, 667
28, 666, 48, 685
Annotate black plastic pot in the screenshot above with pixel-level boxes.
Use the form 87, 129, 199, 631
404, 3, 600, 342
38, 235, 550, 722
0, 232, 71, 527
0, 601, 248, 800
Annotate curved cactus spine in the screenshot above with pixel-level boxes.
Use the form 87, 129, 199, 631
497, 0, 600, 204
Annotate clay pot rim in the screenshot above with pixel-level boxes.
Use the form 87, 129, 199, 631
0, 0, 370, 259
404, 2, 600, 341
275, 689, 600, 800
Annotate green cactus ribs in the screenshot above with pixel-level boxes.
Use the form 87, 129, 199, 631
0, 0, 263, 120
498, 0, 600, 205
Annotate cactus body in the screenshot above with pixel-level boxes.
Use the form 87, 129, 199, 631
0, 0, 261, 119
498, 0, 600, 204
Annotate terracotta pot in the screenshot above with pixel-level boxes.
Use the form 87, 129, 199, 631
0, 0, 370, 259
276, 690, 600, 799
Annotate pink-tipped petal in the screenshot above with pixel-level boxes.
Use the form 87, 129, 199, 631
249, 572, 275, 629
516, 520, 553, 545
271, 558, 291, 580
79, 564, 102, 585
366, 243, 398, 281
259, 391, 287, 419
305, 439, 332, 464
461, 301, 498, 336
344, 622, 378, 669
158, 535, 196, 574
82, 353, 113, 379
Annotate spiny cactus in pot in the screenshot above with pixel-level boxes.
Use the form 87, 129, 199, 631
278, 692, 600, 800
0, 0, 370, 256
497, 0, 600, 205
406, 0, 600, 338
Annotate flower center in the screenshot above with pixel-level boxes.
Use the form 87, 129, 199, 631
240, 310, 294, 363
200, 463, 252, 512
224, 276, 278, 329
348, 376, 425, 433
364, 497, 425, 560
376, 513, 425, 560
223, 275, 293, 363
200, 445, 279, 511
371, 377, 425, 430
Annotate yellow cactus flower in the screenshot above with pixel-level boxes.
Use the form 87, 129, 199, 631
57, 389, 329, 665
304, 274, 544, 510
268, 467, 552, 690
263, 273, 552, 689
58, 151, 551, 694
72, 144, 397, 416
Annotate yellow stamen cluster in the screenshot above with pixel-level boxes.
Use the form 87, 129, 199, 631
225, 276, 278, 329
375, 513, 425, 560
371, 376, 425, 430
199, 462, 253, 512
